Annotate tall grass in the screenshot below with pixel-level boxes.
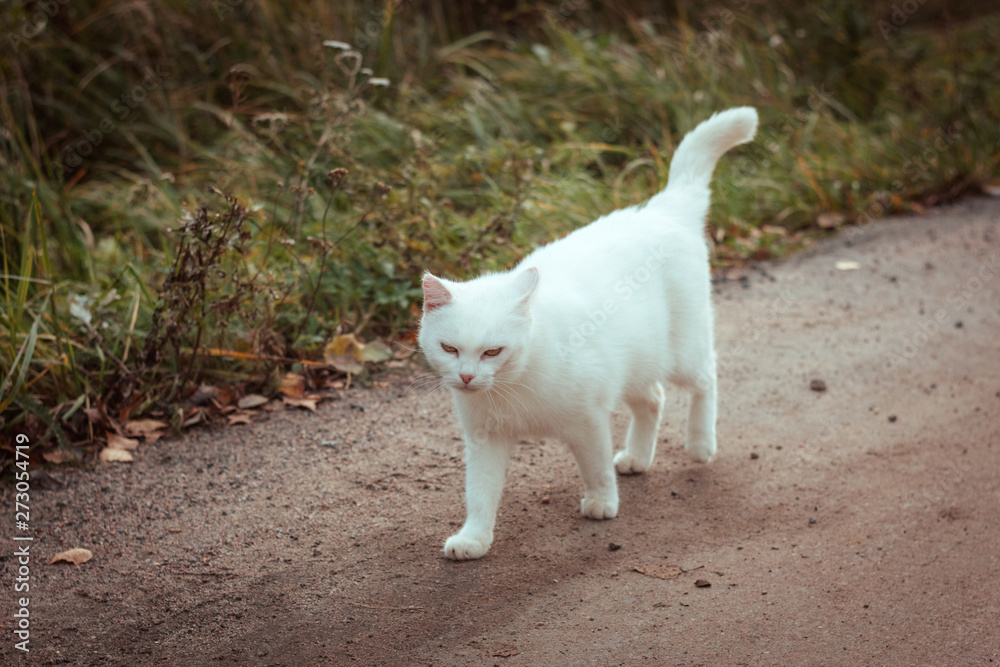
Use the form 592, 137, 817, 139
1, 0, 998, 457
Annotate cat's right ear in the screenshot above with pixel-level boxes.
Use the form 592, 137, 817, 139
422, 273, 452, 313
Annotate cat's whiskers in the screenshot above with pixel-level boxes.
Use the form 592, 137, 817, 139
488, 380, 529, 426
406, 374, 441, 394
484, 383, 515, 422
407, 373, 447, 402
492, 376, 532, 393
481, 383, 506, 433
418, 385, 445, 402
407, 372, 439, 387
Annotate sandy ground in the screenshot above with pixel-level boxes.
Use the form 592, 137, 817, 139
4, 197, 1000, 666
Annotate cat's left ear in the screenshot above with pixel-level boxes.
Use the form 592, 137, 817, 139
513, 267, 539, 314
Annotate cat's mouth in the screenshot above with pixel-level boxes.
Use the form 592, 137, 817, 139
453, 379, 490, 393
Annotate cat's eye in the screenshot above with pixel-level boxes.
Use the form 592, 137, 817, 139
483, 347, 503, 357
441, 343, 458, 354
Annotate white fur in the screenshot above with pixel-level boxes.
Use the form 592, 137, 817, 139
418, 107, 758, 560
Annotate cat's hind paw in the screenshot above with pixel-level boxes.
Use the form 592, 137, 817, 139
581, 494, 618, 520
685, 437, 716, 463
444, 533, 491, 560
613, 451, 650, 475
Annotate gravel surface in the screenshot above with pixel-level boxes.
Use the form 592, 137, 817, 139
4, 197, 1000, 666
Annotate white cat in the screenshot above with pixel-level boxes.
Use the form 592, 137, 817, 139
418, 107, 758, 560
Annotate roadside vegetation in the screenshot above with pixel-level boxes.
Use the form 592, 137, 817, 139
2, 0, 998, 463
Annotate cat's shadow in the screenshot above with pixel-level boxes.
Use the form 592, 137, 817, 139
486, 436, 761, 563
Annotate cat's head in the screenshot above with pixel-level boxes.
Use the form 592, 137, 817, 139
418, 268, 538, 393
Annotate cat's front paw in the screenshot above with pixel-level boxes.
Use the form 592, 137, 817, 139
614, 451, 650, 475
443, 533, 491, 560
580, 494, 618, 520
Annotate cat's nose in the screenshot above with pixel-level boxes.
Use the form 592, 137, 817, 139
460, 373, 475, 385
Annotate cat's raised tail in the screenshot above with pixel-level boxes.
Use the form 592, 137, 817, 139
664, 106, 758, 191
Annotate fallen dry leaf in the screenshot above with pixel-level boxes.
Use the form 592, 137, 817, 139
227, 412, 253, 425
283, 397, 318, 412
42, 450, 75, 464
279, 372, 305, 398
324, 333, 365, 374
49, 548, 93, 565
263, 399, 285, 412
215, 384, 237, 406
187, 383, 220, 406
632, 564, 683, 580
817, 212, 846, 229
326, 355, 363, 374
238, 394, 269, 410
491, 648, 521, 658
106, 432, 139, 451
325, 333, 364, 357
360, 339, 393, 363
100, 448, 133, 462
126, 418, 168, 435
182, 408, 203, 428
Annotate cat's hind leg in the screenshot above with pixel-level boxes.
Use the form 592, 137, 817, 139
675, 358, 717, 463
564, 414, 619, 519
444, 434, 512, 560
614, 382, 666, 474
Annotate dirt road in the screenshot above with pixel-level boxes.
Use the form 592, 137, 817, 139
5, 197, 1000, 666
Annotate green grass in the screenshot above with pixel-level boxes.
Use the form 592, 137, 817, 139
1, 0, 999, 459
